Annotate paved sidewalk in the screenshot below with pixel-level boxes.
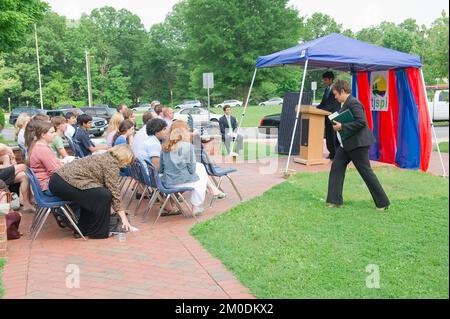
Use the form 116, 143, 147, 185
2, 150, 447, 299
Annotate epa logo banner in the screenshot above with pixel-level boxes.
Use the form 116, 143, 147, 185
370, 71, 389, 111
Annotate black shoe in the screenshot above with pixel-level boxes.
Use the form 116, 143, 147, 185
135, 192, 150, 200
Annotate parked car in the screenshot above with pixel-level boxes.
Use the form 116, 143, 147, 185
80, 106, 116, 122
48, 108, 108, 137
174, 100, 202, 109
258, 113, 280, 135
173, 107, 221, 127
259, 97, 283, 106
215, 99, 243, 108
427, 88, 449, 121
9, 107, 43, 125
57, 105, 77, 110
132, 103, 152, 112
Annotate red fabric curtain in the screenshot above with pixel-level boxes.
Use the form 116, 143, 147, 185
406, 68, 432, 171
356, 72, 373, 130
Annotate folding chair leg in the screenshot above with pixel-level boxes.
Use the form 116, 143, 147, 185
125, 181, 140, 210
142, 190, 159, 222
64, 204, 79, 223
30, 207, 44, 236
122, 178, 134, 197
209, 176, 224, 208
134, 187, 149, 216
174, 193, 196, 221
32, 208, 52, 242
153, 194, 171, 225
60, 206, 86, 240
226, 174, 243, 201
30, 207, 48, 238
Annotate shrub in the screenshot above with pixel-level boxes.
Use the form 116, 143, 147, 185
0, 109, 5, 132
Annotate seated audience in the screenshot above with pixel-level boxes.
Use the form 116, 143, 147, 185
64, 112, 77, 140
162, 107, 174, 129
0, 143, 34, 212
74, 114, 108, 157
160, 121, 214, 215
132, 111, 156, 152
15, 113, 31, 151
106, 113, 125, 147
28, 121, 63, 194
48, 145, 136, 239
117, 104, 128, 114
154, 105, 164, 119
24, 114, 51, 150
51, 116, 69, 159
112, 120, 135, 146
122, 109, 136, 123
132, 118, 167, 171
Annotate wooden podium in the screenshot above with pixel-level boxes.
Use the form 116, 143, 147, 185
293, 105, 331, 165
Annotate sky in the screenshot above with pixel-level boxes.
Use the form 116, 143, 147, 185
45, 0, 448, 32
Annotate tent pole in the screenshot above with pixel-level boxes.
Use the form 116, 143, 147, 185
231, 68, 257, 155
420, 69, 447, 177
284, 59, 309, 174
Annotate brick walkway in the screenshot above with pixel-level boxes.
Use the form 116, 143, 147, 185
1, 150, 448, 299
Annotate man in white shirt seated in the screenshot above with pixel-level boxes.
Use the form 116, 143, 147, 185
132, 118, 167, 172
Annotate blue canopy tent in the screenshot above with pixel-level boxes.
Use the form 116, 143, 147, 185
234, 33, 445, 176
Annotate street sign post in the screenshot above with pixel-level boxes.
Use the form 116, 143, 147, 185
203, 73, 214, 121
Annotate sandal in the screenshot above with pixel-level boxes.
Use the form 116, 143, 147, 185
213, 192, 227, 200
161, 208, 183, 216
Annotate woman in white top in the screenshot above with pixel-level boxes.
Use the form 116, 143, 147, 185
106, 113, 125, 147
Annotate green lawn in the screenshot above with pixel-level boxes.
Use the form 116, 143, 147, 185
191, 167, 449, 298
436, 141, 449, 153
0, 258, 5, 299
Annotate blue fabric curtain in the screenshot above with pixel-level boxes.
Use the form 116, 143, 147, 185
395, 70, 420, 169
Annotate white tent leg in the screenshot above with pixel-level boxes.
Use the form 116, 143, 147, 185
420, 69, 447, 177
231, 68, 258, 154
284, 59, 309, 174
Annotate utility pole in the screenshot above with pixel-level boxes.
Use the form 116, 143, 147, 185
8, 97, 11, 113
85, 50, 93, 106
34, 24, 44, 110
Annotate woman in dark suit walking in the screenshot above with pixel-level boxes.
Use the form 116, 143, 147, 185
327, 80, 390, 210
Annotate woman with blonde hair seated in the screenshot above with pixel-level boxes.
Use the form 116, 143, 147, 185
161, 121, 224, 215
48, 144, 136, 239
15, 113, 31, 151
106, 113, 125, 147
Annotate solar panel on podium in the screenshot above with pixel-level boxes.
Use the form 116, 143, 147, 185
277, 92, 312, 155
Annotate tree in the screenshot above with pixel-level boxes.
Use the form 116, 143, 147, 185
0, 0, 49, 52
422, 11, 449, 83
301, 12, 343, 41
181, 0, 304, 101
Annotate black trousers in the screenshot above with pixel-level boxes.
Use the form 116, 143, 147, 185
49, 173, 112, 239
327, 146, 390, 208
324, 119, 337, 158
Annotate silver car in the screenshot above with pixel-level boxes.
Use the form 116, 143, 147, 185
174, 100, 202, 109
259, 97, 283, 106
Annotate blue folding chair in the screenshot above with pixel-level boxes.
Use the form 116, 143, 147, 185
25, 168, 86, 242
143, 160, 194, 225
200, 149, 243, 207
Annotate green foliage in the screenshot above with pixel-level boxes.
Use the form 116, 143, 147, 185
0, 108, 5, 131
0, 0, 49, 52
0, 3, 447, 108
191, 167, 449, 298
0, 258, 4, 298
